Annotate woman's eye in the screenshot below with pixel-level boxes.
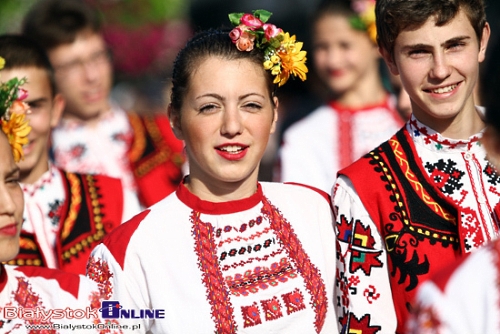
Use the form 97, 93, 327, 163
243, 103, 262, 111
199, 104, 217, 113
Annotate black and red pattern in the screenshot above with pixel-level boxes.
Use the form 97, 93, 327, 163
424, 159, 465, 195
340, 312, 382, 334
338, 127, 464, 333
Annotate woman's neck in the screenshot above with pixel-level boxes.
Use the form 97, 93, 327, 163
183, 175, 259, 203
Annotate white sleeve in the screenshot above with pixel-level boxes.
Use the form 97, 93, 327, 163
278, 125, 334, 193
408, 244, 500, 334
332, 175, 397, 332
87, 243, 153, 332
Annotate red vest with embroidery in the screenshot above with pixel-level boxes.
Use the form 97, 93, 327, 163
127, 112, 185, 207
8, 172, 123, 275
338, 127, 464, 333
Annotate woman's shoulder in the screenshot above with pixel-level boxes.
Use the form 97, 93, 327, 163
260, 182, 331, 204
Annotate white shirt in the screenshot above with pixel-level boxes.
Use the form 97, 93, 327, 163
88, 182, 338, 333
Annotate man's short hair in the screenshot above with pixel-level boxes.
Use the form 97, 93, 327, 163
376, 0, 486, 59
22, 0, 102, 51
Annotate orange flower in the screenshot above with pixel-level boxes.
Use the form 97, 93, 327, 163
2, 111, 31, 162
228, 10, 308, 87
273, 33, 308, 87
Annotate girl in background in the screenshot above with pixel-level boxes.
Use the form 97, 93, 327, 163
275, 0, 405, 193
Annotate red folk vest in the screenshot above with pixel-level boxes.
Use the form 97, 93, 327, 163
127, 112, 185, 207
8, 172, 123, 275
338, 128, 464, 333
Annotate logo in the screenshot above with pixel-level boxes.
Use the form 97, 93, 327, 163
99, 301, 165, 319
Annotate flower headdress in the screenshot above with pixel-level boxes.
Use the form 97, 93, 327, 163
0, 57, 31, 162
350, 0, 377, 44
228, 9, 308, 87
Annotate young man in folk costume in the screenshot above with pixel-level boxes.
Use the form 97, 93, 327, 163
332, 0, 494, 332
0, 57, 121, 333
0, 34, 141, 275
407, 28, 500, 334
22, 0, 186, 208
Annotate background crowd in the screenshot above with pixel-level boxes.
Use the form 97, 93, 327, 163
1, 0, 496, 182
1, 0, 500, 333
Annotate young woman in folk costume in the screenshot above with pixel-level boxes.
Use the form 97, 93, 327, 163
86, 9, 338, 334
0, 58, 121, 333
275, 0, 405, 193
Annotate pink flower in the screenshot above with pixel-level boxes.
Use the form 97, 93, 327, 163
241, 14, 263, 30
229, 27, 242, 42
263, 24, 282, 40
17, 88, 28, 101
235, 31, 255, 51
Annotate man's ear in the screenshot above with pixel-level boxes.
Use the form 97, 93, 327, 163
478, 22, 491, 63
380, 46, 399, 76
167, 104, 184, 140
50, 93, 65, 128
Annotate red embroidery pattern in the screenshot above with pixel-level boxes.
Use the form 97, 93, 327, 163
225, 258, 298, 296
241, 302, 262, 328
219, 237, 275, 261
13, 277, 54, 330
261, 296, 283, 321
282, 288, 306, 315
215, 216, 264, 238
88, 292, 123, 334
87, 257, 114, 300
262, 197, 328, 333
191, 211, 237, 334
217, 227, 272, 247
410, 118, 481, 151
220, 248, 285, 271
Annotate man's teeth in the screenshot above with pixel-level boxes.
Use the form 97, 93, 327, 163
220, 146, 243, 153
431, 84, 457, 94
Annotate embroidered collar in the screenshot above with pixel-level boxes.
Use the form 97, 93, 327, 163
21, 163, 56, 197
176, 180, 263, 215
329, 93, 393, 114
408, 114, 484, 152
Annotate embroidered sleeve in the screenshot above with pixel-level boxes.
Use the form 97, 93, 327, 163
87, 243, 152, 331
332, 175, 397, 333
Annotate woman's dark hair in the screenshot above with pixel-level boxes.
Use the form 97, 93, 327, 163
169, 28, 275, 113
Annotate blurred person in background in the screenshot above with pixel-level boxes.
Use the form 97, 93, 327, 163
0, 34, 140, 275
22, 0, 186, 208
274, 0, 404, 193
0, 60, 119, 333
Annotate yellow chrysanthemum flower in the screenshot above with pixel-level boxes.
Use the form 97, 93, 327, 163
0, 57, 5, 70
2, 112, 31, 162
274, 33, 308, 87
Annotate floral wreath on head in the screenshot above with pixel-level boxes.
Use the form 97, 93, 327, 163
0, 57, 31, 163
350, 0, 377, 44
228, 9, 308, 87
